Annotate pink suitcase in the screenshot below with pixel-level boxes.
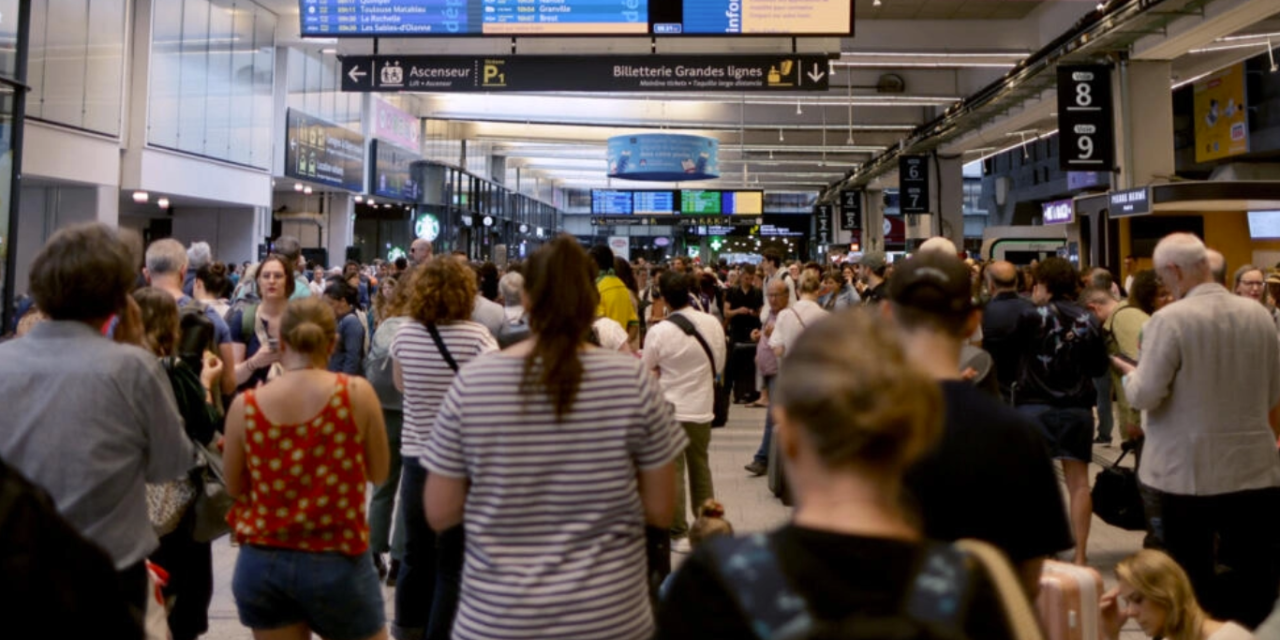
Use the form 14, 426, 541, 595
1037, 560, 1103, 640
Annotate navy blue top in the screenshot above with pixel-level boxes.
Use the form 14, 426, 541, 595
328, 313, 366, 375
228, 307, 269, 391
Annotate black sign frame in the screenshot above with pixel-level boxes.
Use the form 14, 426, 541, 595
1108, 187, 1151, 218
1058, 65, 1115, 172
899, 155, 930, 215
815, 204, 832, 246
840, 191, 862, 231
341, 55, 832, 93
284, 109, 365, 193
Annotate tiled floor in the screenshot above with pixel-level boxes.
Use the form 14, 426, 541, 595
202, 403, 1145, 638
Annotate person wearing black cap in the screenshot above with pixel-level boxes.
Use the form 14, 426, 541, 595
888, 252, 1074, 595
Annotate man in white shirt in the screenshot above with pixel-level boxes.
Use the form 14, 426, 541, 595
770, 271, 830, 359
642, 271, 726, 553
1114, 233, 1280, 627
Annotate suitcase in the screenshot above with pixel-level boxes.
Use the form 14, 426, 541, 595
1037, 560, 1104, 640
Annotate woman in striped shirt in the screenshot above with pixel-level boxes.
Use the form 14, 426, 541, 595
391, 257, 498, 640
423, 235, 686, 639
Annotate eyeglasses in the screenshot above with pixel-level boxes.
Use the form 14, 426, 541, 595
1241, 280, 1266, 287
259, 272, 286, 281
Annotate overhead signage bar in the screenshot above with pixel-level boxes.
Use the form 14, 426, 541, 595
588, 189, 763, 215
340, 55, 831, 93
301, 0, 855, 37
1108, 188, 1151, 218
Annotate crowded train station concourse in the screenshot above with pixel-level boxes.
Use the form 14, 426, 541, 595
10, 0, 1280, 638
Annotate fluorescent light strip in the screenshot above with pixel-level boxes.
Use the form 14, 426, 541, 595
447, 116, 916, 131
840, 50, 1030, 58
832, 61, 1017, 69
1219, 31, 1280, 42
967, 131, 1058, 165
1189, 42, 1269, 54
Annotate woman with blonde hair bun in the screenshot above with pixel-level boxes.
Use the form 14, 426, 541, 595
224, 297, 390, 640
1102, 549, 1253, 640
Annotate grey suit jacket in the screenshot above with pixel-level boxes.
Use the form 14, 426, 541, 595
1124, 283, 1280, 496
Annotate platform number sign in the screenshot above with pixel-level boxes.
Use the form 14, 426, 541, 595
815, 204, 833, 246
1058, 66, 1114, 172
840, 191, 862, 231
899, 156, 930, 214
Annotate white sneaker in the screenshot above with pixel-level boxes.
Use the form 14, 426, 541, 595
672, 538, 693, 554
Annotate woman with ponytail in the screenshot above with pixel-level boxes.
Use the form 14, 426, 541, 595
421, 234, 686, 639
223, 297, 390, 640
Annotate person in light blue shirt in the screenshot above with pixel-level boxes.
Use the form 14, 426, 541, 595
0, 223, 193, 616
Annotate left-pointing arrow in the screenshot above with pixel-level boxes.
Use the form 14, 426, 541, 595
348, 66, 367, 83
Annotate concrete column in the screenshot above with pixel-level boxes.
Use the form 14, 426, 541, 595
936, 155, 964, 248
864, 189, 885, 253
490, 155, 506, 185
1115, 60, 1174, 188
326, 193, 355, 266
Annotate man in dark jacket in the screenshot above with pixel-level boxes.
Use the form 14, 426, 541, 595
1011, 257, 1110, 565
980, 260, 1031, 403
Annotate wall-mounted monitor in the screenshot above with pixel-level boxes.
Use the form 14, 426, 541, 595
681, 190, 722, 215
1249, 210, 1280, 240
723, 190, 764, 215
300, 0, 855, 37
284, 109, 365, 192
591, 189, 633, 215
633, 190, 676, 215
371, 140, 421, 202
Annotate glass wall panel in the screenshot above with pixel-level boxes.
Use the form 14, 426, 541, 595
41, 0, 88, 126
286, 48, 362, 135
84, 0, 125, 133
148, 0, 275, 168
0, 0, 22, 77
20, 0, 125, 134
24, 0, 45, 121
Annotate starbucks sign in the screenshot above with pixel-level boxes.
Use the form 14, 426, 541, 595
415, 213, 441, 241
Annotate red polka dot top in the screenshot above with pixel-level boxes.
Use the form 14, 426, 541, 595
229, 374, 370, 556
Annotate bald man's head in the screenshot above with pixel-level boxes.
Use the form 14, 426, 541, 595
1207, 249, 1226, 286
410, 239, 433, 265
986, 260, 1017, 292
767, 278, 790, 310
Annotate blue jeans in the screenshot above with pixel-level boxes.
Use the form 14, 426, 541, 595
233, 546, 385, 640
369, 410, 406, 560
1094, 374, 1114, 441
393, 458, 464, 640
753, 376, 776, 465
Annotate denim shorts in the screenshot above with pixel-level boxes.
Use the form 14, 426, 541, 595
233, 545, 385, 640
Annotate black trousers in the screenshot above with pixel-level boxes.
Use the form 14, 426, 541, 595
727, 342, 758, 401
149, 510, 214, 640
1157, 486, 1280, 628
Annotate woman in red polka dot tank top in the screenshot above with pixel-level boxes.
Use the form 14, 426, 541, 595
224, 297, 391, 640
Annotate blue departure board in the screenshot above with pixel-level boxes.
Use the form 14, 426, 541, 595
633, 191, 675, 215
299, 1, 852, 37
592, 189, 633, 215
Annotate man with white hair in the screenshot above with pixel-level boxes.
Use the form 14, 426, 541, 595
182, 241, 212, 297
1206, 248, 1227, 286
917, 236, 958, 257
1114, 233, 1280, 627
145, 239, 237, 397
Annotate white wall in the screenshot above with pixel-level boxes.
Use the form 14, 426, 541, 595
13, 185, 118, 295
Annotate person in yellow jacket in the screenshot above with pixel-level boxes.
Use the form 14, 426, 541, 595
590, 245, 639, 346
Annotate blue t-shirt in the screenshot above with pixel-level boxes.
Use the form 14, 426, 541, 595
327, 313, 366, 375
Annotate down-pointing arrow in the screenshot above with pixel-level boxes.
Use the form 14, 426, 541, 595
807, 63, 826, 83
348, 66, 367, 84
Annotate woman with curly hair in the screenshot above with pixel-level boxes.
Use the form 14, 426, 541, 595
390, 256, 498, 640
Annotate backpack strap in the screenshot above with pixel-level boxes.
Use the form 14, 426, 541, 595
425, 323, 459, 372
667, 313, 718, 383
241, 304, 257, 342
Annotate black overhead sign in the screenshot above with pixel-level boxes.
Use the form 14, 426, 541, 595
340, 55, 832, 93
1058, 65, 1115, 172
1108, 188, 1151, 218
815, 204, 832, 246
899, 155, 930, 214
840, 191, 862, 231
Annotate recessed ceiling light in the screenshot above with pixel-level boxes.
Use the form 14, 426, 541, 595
132, 191, 148, 203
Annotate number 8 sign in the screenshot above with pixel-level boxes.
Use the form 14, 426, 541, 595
1057, 65, 1114, 172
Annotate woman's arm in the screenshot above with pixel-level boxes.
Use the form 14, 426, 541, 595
638, 461, 677, 528
223, 395, 249, 498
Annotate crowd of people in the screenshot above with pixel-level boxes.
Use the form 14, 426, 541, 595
7, 222, 1280, 639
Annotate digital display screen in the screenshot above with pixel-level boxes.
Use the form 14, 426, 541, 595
300, 0, 853, 37
723, 190, 763, 215
284, 109, 364, 192
592, 189, 633, 215
372, 140, 421, 202
681, 190, 722, 215
633, 191, 676, 215
1249, 211, 1280, 239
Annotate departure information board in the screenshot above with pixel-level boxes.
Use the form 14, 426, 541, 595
681, 190, 722, 214
723, 190, 763, 214
592, 189, 633, 215
300, 0, 854, 37
633, 191, 676, 215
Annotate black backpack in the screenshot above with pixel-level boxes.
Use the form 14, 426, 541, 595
704, 533, 976, 640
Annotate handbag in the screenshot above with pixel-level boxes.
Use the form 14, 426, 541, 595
667, 314, 730, 428
1091, 442, 1147, 531
190, 438, 235, 543
145, 477, 197, 537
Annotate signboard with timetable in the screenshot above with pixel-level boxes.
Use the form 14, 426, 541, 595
840, 191, 862, 231
284, 109, 364, 192
1108, 188, 1151, 218
1041, 199, 1074, 225
1058, 66, 1115, 172
898, 156, 930, 214
300, 0, 854, 37
340, 55, 831, 93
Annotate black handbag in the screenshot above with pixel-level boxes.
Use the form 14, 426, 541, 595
1091, 442, 1147, 531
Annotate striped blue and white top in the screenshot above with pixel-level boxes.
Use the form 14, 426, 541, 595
423, 349, 686, 640
392, 320, 498, 459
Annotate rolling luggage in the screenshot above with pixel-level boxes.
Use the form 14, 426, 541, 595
1037, 560, 1103, 640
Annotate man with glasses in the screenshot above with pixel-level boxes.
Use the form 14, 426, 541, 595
1114, 233, 1280, 627
743, 280, 791, 477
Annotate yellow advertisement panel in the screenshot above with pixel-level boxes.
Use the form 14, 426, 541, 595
741, 0, 851, 34
1194, 63, 1249, 163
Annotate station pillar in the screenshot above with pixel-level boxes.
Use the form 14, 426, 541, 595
1115, 60, 1174, 188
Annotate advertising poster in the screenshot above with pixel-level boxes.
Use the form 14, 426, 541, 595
373, 99, 420, 153
1194, 63, 1249, 163
284, 109, 365, 192
608, 134, 719, 181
